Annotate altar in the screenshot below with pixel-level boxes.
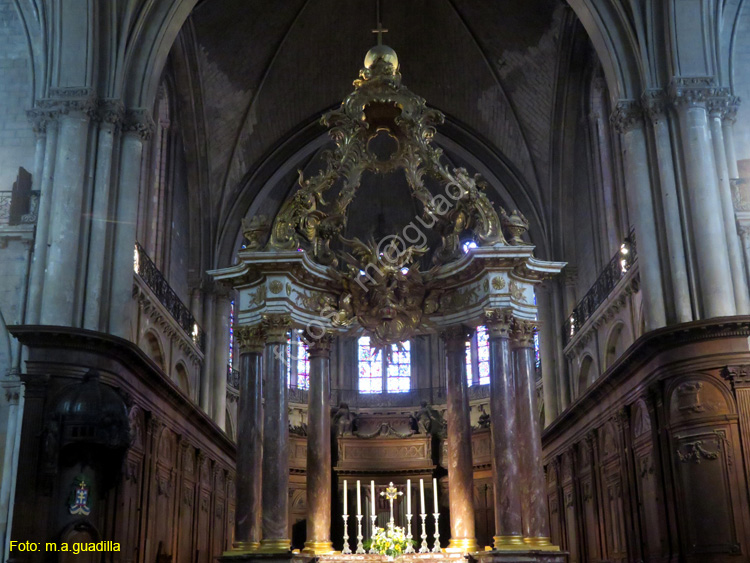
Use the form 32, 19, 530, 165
215, 31, 567, 563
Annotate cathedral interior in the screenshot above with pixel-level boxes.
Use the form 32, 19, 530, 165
1, 1, 750, 562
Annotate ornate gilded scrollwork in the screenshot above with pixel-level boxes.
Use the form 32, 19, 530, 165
266, 44, 506, 268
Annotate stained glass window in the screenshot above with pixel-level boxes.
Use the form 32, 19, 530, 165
286, 331, 310, 390
358, 336, 411, 393
296, 336, 310, 389
358, 336, 383, 393
476, 326, 490, 384
228, 300, 235, 371
386, 341, 411, 393
466, 326, 490, 386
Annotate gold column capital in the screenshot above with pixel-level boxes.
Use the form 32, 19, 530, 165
261, 314, 292, 344
484, 308, 513, 339
305, 330, 335, 358
236, 325, 265, 354
511, 319, 537, 348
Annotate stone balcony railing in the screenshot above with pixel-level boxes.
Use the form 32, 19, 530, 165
562, 233, 642, 400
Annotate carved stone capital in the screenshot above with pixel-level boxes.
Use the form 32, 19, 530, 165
440, 325, 474, 351
261, 314, 292, 344
668, 77, 717, 108
123, 108, 155, 141
510, 319, 537, 348
610, 100, 643, 133
641, 90, 669, 124
97, 98, 125, 126
236, 325, 266, 354
483, 308, 513, 339
706, 91, 738, 119
305, 331, 334, 358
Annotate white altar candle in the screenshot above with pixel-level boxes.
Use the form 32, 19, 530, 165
406, 479, 411, 514
344, 480, 348, 514
357, 480, 361, 516
420, 478, 425, 514
371, 481, 376, 516
433, 478, 438, 511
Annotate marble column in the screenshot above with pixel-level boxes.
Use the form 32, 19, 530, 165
441, 326, 477, 553
26, 118, 58, 324
233, 325, 265, 551
485, 310, 524, 549
303, 332, 334, 555
611, 101, 667, 330
643, 97, 693, 323
260, 314, 292, 552
213, 288, 232, 430
512, 319, 553, 548
109, 111, 153, 339
671, 87, 736, 317
709, 99, 750, 314
40, 111, 92, 326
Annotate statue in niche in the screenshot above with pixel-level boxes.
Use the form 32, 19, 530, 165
332, 402, 357, 436
413, 401, 443, 435
477, 404, 490, 429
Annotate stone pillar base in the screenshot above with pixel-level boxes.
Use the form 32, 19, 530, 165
302, 540, 334, 555
471, 549, 567, 563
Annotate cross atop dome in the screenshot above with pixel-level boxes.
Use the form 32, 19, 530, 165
372, 22, 388, 46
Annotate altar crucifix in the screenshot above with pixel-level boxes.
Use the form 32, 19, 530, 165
380, 482, 403, 527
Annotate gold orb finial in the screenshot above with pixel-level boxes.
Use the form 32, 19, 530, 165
364, 44, 399, 73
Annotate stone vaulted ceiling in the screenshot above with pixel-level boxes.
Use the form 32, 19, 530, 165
177, 0, 567, 258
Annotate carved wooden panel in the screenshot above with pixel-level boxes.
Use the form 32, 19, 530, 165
672, 428, 740, 555
667, 376, 743, 557
289, 435, 307, 470
473, 479, 494, 549
336, 435, 432, 471
546, 460, 562, 549
560, 451, 579, 563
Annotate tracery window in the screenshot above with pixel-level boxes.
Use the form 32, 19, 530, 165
286, 330, 310, 389
466, 326, 490, 386
358, 336, 411, 393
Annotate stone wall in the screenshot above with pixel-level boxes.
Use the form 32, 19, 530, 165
543, 318, 750, 562
0, 0, 35, 192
